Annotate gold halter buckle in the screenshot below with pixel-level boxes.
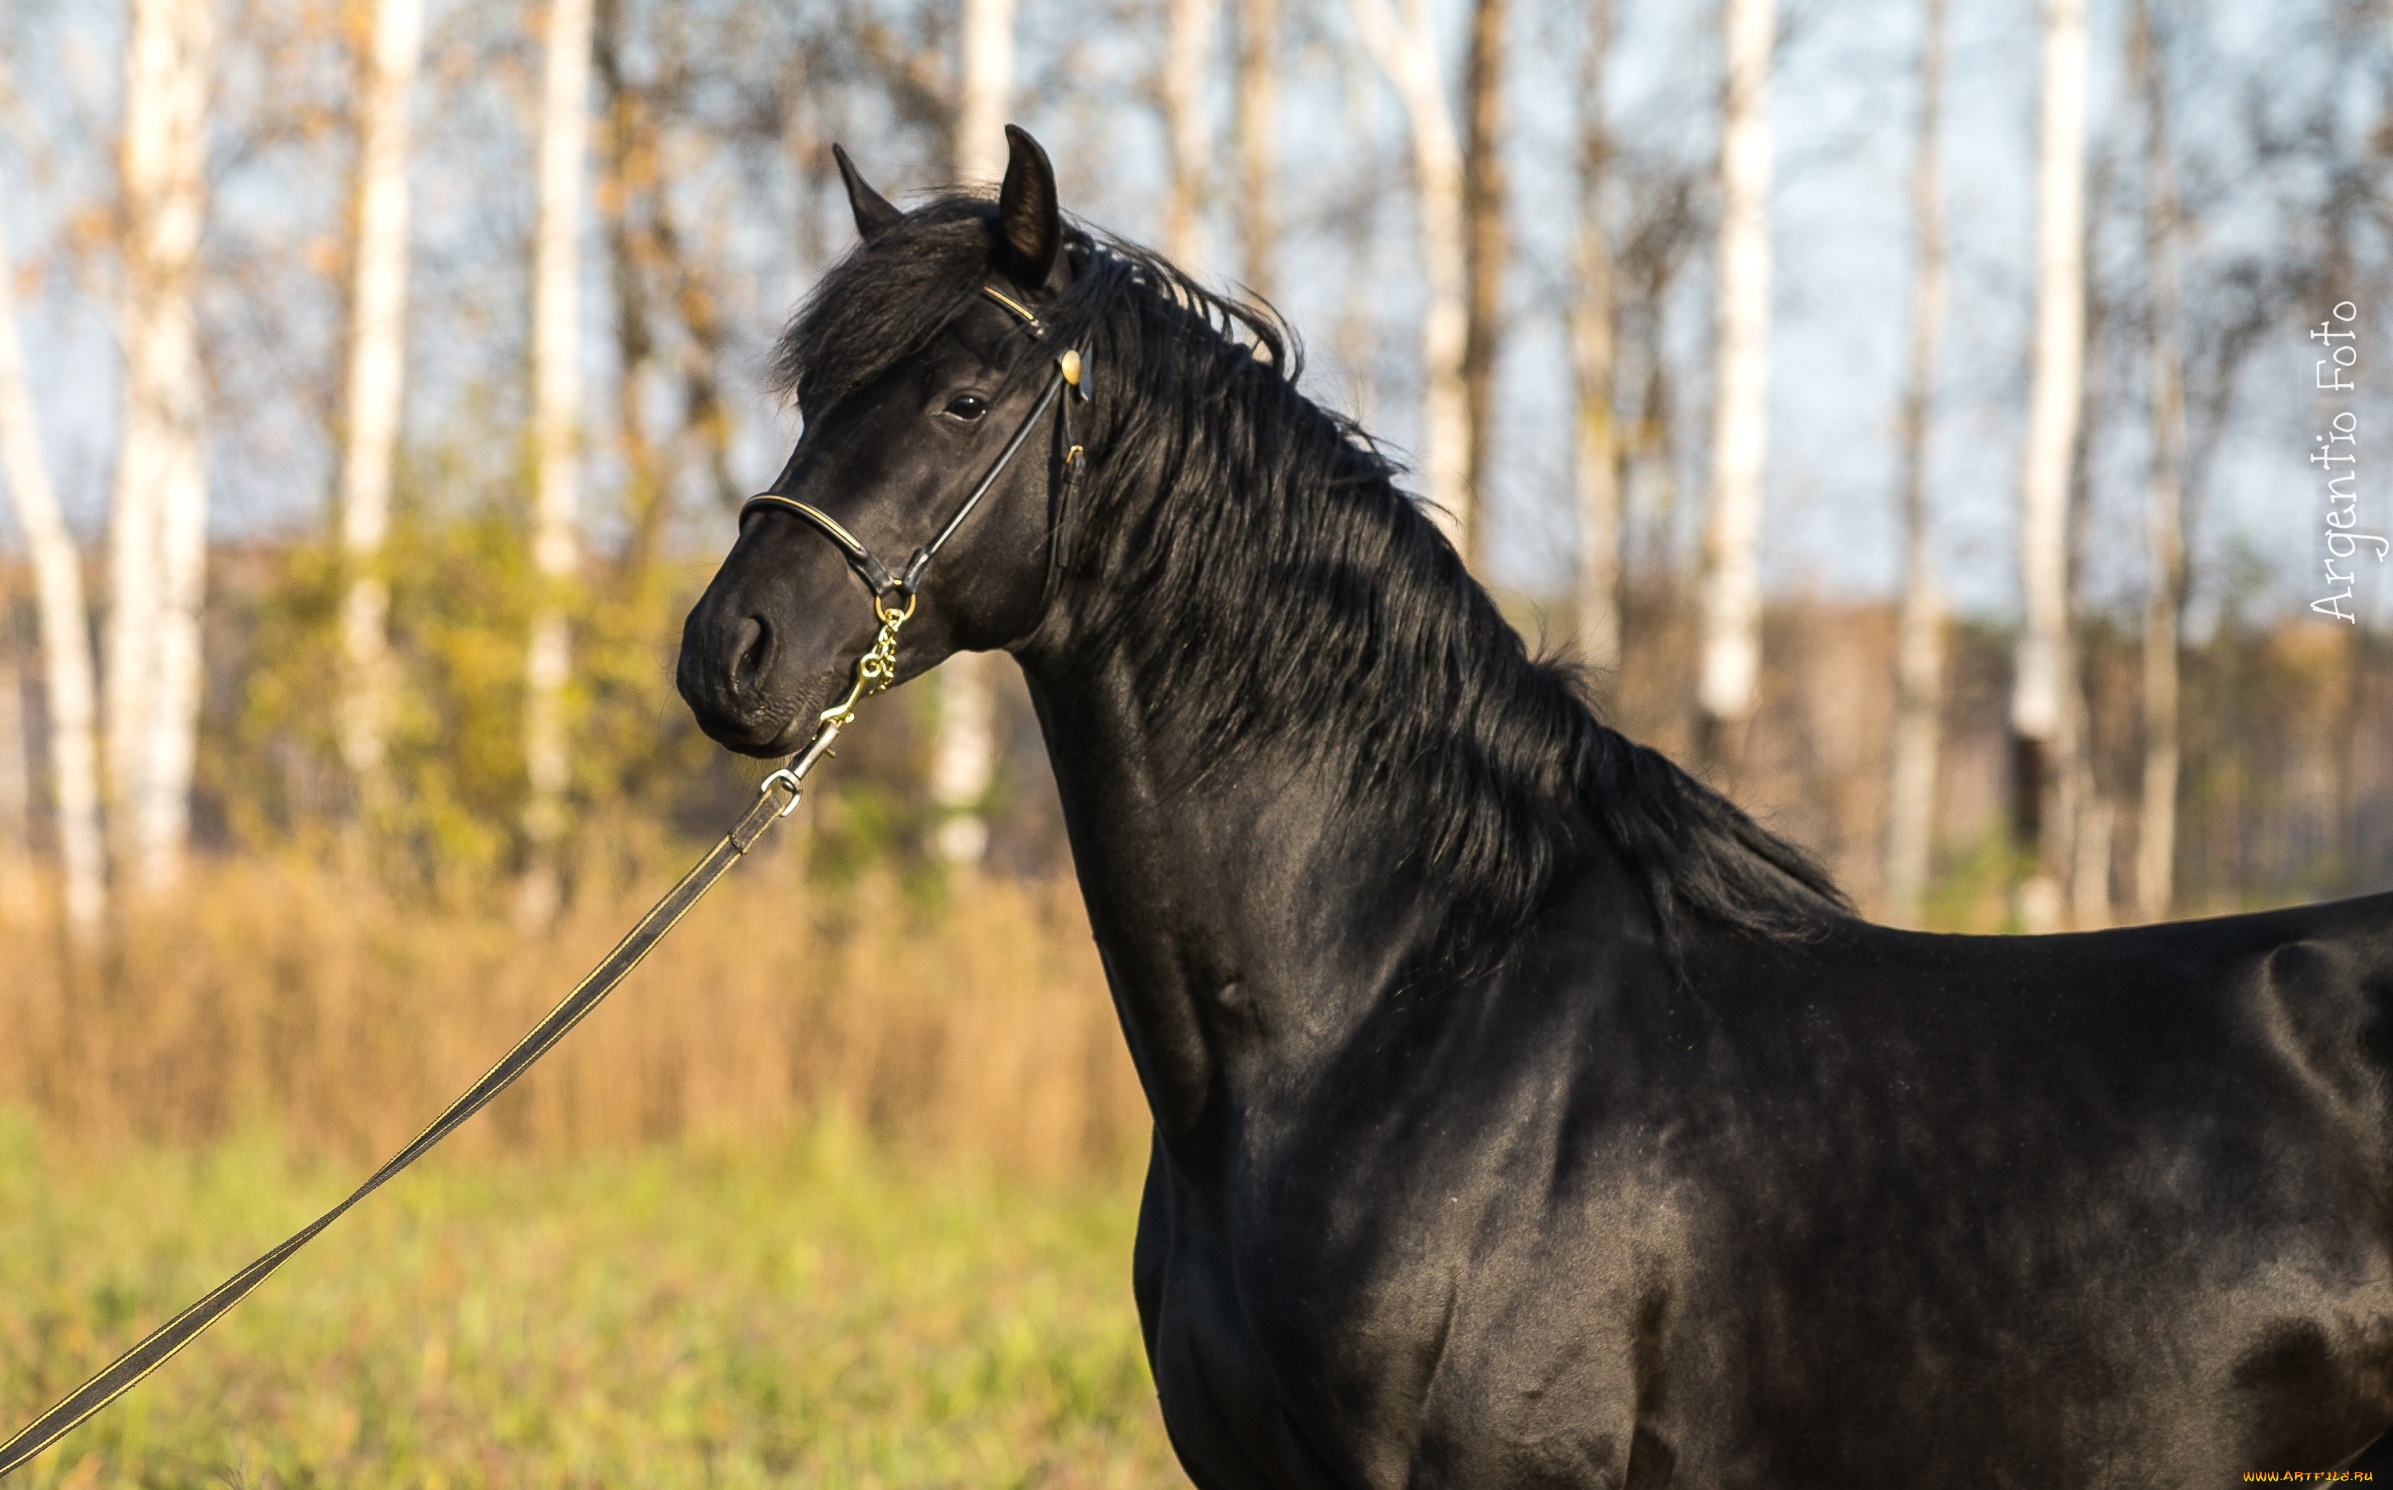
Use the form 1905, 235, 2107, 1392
815, 588, 917, 733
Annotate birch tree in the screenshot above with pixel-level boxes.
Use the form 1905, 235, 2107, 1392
0, 173, 105, 940
1235, 0, 1280, 301
1572, 0, 1621, 671
1459, 0, 1506, 562
1348, 0, 1471, 561
1692, 0, 1775, 773
336, 0, 424, 814
1163, 0, 1215, 268
931, 0, 1018, 867
521, 0, 594, 923
1882, 0, 1950, 926
2011, 0, 2089, 931
2131, 0, 2185, 922
105, 0, 215, 892
956, 0, 1015, 180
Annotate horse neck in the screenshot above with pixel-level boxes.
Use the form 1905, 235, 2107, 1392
1013, 630, 1456, 1176
1006, 426, 1584, 1178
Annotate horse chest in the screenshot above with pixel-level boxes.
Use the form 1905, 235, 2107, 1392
1132, 1132, 1672, 1489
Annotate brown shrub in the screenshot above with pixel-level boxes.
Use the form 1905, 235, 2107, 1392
0, 848, 1150, 1181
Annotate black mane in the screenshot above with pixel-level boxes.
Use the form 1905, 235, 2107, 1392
771, 194, 1850, 961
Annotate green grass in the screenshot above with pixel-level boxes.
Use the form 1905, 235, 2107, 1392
0, 1115, 1186, 1488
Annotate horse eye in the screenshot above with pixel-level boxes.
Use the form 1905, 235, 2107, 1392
945, 392, 989, 422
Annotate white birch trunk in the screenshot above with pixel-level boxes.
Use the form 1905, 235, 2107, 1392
1693, 0, 1775, 757
930, 662, 998, 868
2011, 0, 2089, 931
1348, 0, 1470, 561
0, 178, 107, 941
337, 0, 424, 803
934, 0, 1021, 866
103, 477, 157, 879
2132, 0, 2185, 923
520, 0, 593, 922
1164, 0, 1216, 268
931, 651, 996, 865
108, 0, 214, 893
1882, 0, 1949, 926
1235, 0, 1280, 301
957, 0, 1016, 181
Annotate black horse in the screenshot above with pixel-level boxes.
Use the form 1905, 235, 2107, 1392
676, 128, 2393, 1485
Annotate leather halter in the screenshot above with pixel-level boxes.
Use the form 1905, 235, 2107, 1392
739, 281, 1095, 618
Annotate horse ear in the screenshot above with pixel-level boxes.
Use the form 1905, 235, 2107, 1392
833, 144, 903, 242
994, 124, 1067, 290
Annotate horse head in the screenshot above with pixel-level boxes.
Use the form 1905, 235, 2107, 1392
676, 126, 1081, 756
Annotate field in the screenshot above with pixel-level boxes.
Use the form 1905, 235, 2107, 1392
0, 1117, 1186, 1487
0, 856, 1185, 1487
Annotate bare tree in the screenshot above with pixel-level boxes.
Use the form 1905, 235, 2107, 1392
2011, 0, 2090, 931
1460, 0, 1506, 562
596, 0, 667, 583
1348, 0, 1471, 561
1882, 0, 1951, 926
1571, 0, 1620, 671
1332, 53, 1387, 430
1234, 0, 1279, 301
105, 0, 215, 892
336, 0, 424, 818
521, 0, 595, 925
1613, 162, 1702, 591
0, 168, 105, 941
1164, 0, 1216, 267
1692, 0, 1776, 774
2131, 0, 2186, 923
932, 0, 1018, 867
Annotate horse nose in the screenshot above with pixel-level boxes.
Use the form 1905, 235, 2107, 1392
676, 606, 779, 737
730, 614, 775, 701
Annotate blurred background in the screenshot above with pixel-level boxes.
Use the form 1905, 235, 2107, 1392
0, 0, 2387, 1481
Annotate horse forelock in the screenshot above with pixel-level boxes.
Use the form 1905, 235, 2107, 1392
766, 198, 1000, 411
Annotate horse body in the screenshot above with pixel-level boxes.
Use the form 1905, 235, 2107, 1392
678, 129, 2393, 1483
1026, 619, 2393, 1486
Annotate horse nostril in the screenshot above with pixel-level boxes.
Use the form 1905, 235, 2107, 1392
731, 615, 774, 699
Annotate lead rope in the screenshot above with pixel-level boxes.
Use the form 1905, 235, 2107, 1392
0, 610, 911, 1481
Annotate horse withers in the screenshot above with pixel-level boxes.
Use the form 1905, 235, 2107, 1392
676, 126, 2393, 1486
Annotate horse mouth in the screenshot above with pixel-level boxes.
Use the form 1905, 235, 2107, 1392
694, 670, 845, 759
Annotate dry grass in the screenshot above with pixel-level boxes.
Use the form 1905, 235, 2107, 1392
0, 846, 1149, 1181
